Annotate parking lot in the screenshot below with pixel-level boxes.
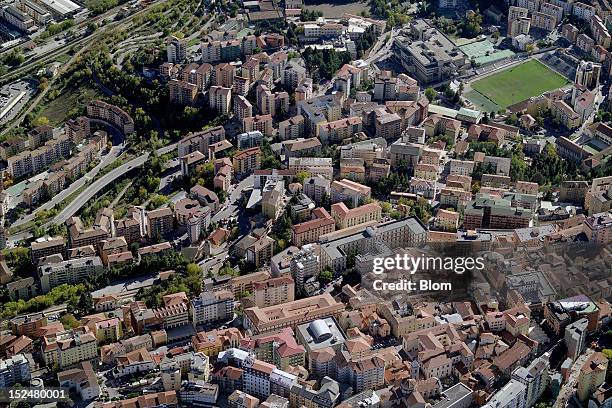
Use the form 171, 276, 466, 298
0, 80, 36, 124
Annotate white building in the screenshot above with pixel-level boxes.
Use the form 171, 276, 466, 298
190, 290, 234, 326
0, 354, 31, 388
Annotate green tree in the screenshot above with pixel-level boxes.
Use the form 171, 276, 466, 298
60, 313, 80, 329
425, 87, 437, 102
318, 269, 333, 284
77, 293, 93, 315
295, 171, 311, 184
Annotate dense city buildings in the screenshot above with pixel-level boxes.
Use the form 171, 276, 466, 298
0, 0, 611, 406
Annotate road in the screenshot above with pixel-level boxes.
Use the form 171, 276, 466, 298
198, 250, 228, 276
211, 175, 253, 224
196, 176, 254, 274
50, 143, 176, 225
91, 273, 160, 298
11, 145, 125, 228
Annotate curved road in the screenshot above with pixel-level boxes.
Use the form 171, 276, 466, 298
50, 143, 176, 224
11, 145, 125, 229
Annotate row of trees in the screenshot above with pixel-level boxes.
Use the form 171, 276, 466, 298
0, 284, 88, 319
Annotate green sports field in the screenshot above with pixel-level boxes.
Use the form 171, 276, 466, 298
469, 60, 569, 109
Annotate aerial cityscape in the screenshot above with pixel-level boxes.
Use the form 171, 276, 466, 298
0, 0, 611, 406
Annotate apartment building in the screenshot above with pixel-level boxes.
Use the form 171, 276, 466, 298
508, 6, 530, 37
340, 138, 386, 165
87, 100, 134, 135
374, 110, 402, 140
283, 137, 322, 159
0, 138, 26, 160
9, 312, 47, 337
414, 163, 439, 181
147, 207, 174, 239
209, 86, 232, 114
282, 61, 307, 91
330, 179, 371, 207
233, 95, 253, 121
38, 256, 103, 293
577, 352, 608, 401
243, 114, 273, 137
590, 15, 611, 47
241, 327, 305, 371
291, 207, 336, 247
464, 194, 532, 230
303, 22, 344, 39
192, 327, 243, 357
435, 209, 459, 231
297, 95, 342, 136
317, 117, 362, 145
303, 175, 331, 205
531, 11, 557, 30
0, 354, 31, 388
166, 36, 186, 62
114, 208, 145, 245
252, 275, 295, 308
290, 377, 340, 408
190, 290, 235, 326
331, 202, 382, 229
246, 235, 275, 267
42, 327, 98, 369
64, 116, 90, 143
67, 217, 110, 249
169, 79, 198, 105
449, 159, 475, 177
422, 114, 461, 140
482, 379, 526, 408
584, 212, 612, 244
279, 115, 305, 140
31, 236, 65, 264
27, 125, 53, 148
178, 126, 225, 157
288, 157, 333, 179
233, 147, 261, 176
7, 135, 70, 178
388, 137, 422, 170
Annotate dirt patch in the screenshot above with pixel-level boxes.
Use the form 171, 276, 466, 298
303, 0, 369, 18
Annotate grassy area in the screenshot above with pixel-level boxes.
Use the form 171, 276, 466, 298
464, 89, 500, 114
470, 60, 569, 109
54, 54, 71, 64
37, 84, 102, 126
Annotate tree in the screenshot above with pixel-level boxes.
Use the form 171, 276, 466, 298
318, 269, 333, 284
38, 78, 49, 91
295, 171, 311, 184
77, 293, 93, 314
425, 87, 437, 102
33, 116, 50, 127
60, 313, 80, 329
186, 263, 202, 276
